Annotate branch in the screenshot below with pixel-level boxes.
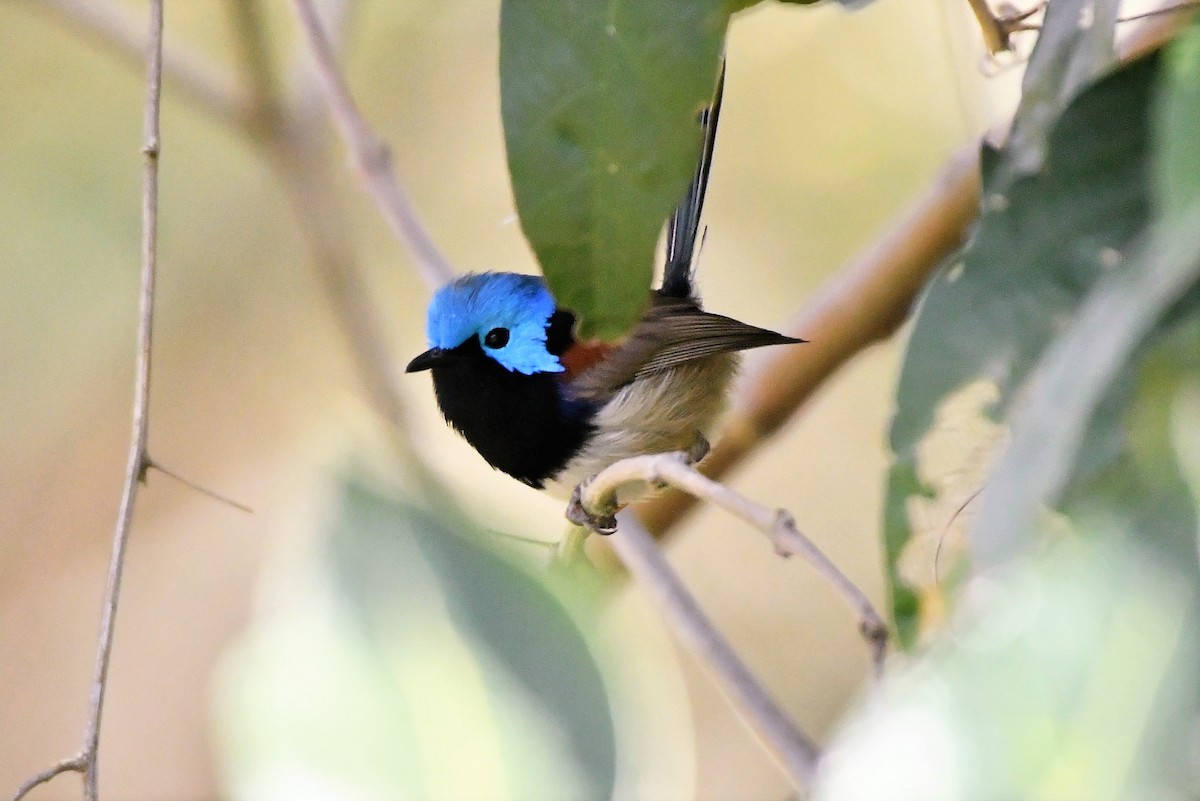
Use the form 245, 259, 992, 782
581, 452, 887, 673
635, 6, 1192, 540
10, 2, 164, 799
608, 511, 820, 788
286, 0, 455, 291
638, 143, 983, 536
23, 0, 247, 133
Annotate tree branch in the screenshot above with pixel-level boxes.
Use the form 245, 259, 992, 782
608, 511, 820, 789
286, 0, 455, 291
636, 0, 1194, 541
581, 452, 888, 674
9, 2, 164, 799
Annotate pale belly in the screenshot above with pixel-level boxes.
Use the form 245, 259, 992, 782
545, 353, 738, 502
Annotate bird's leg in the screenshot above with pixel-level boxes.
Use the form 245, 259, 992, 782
567, 483, 618, 535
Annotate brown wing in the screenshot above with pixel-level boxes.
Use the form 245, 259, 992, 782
567, 294, 803, 402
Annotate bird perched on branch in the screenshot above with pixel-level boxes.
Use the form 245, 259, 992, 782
406, 67, 802, 519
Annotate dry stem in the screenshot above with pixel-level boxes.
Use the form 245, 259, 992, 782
609, 511, 820, 788
10, 2, 164, 799
287, 0, 454, 291
582, 452, 888, 673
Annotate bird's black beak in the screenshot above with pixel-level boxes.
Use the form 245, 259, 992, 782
405, 347, 455, 373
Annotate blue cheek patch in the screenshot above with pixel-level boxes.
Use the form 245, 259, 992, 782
426, 272, 565, 376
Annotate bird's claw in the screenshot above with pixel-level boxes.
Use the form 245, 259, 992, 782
566, 485, 618, 535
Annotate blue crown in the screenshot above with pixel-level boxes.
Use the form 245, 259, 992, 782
426, 272, 565, 375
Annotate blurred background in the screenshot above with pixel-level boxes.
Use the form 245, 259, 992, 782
0, 1, 1014, 798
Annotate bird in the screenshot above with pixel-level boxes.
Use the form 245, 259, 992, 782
406, 66, 802, 514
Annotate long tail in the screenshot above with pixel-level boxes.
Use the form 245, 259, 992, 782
660, 60, 726, 299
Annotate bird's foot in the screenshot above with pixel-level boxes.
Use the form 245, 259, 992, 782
566, 484, 618, 535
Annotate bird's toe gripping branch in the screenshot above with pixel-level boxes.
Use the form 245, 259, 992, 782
567, 482, 619, 535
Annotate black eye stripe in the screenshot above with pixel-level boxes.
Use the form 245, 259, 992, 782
484, 327, 510, 348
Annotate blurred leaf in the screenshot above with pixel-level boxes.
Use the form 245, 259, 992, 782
886, 55, 1160, 646
1158, 17, 1200, 221
1060, 313, 1200, 569
997, 0, 1119, 187
326, 479, 618, 800
500, 0, 727, 339
815, 539, 1200, 801
215, 477, 621, 801
969, 21, 1200, 564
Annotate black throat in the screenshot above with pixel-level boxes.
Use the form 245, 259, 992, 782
429, 332, 595, 488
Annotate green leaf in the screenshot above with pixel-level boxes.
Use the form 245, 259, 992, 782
500, 0, 728, 339
1158, 18, 1200, 220
326, 479, 618, 799
885, 55, 1161, 645
970, 22, 1200, 565
996, 0, 1120, 188
1062, 313, 1200, 570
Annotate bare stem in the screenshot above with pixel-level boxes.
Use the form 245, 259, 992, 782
609, 511, 820, 788
9, 3, 164, 800
10, 756, 85, 801
286, 0, 454, 291
582, 452, 887, 674
148, 460, 254, 513
223, 0, 435, 480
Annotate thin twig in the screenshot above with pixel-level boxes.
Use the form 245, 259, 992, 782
224, 0, 435, 481
10, 756, 85, 801
83, 0, 164, 796
965, 0, 1044, 54
609, 510, 820, 788
287, 0, 454, 291
9, 3, 165, 799
24, 0, 246, 132
148, 460, 254, 514
582, 452, 888, 674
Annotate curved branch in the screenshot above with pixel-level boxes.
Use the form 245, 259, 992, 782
608, 511, 820, 788
287, 0, 455, 291
582, 452, 887, 673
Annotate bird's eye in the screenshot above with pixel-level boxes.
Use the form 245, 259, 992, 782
483, 327, 510, 349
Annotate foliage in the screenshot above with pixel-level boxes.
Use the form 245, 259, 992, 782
215, 478, 646, 800
499, 0, 868, 339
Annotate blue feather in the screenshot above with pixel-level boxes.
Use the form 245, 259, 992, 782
426, 272, 565, 375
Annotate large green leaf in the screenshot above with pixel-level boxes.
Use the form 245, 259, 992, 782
500, 0, 728, 339
214, 478, 622, 800
326, 480, 617, 799
885, 54, 1160, 646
